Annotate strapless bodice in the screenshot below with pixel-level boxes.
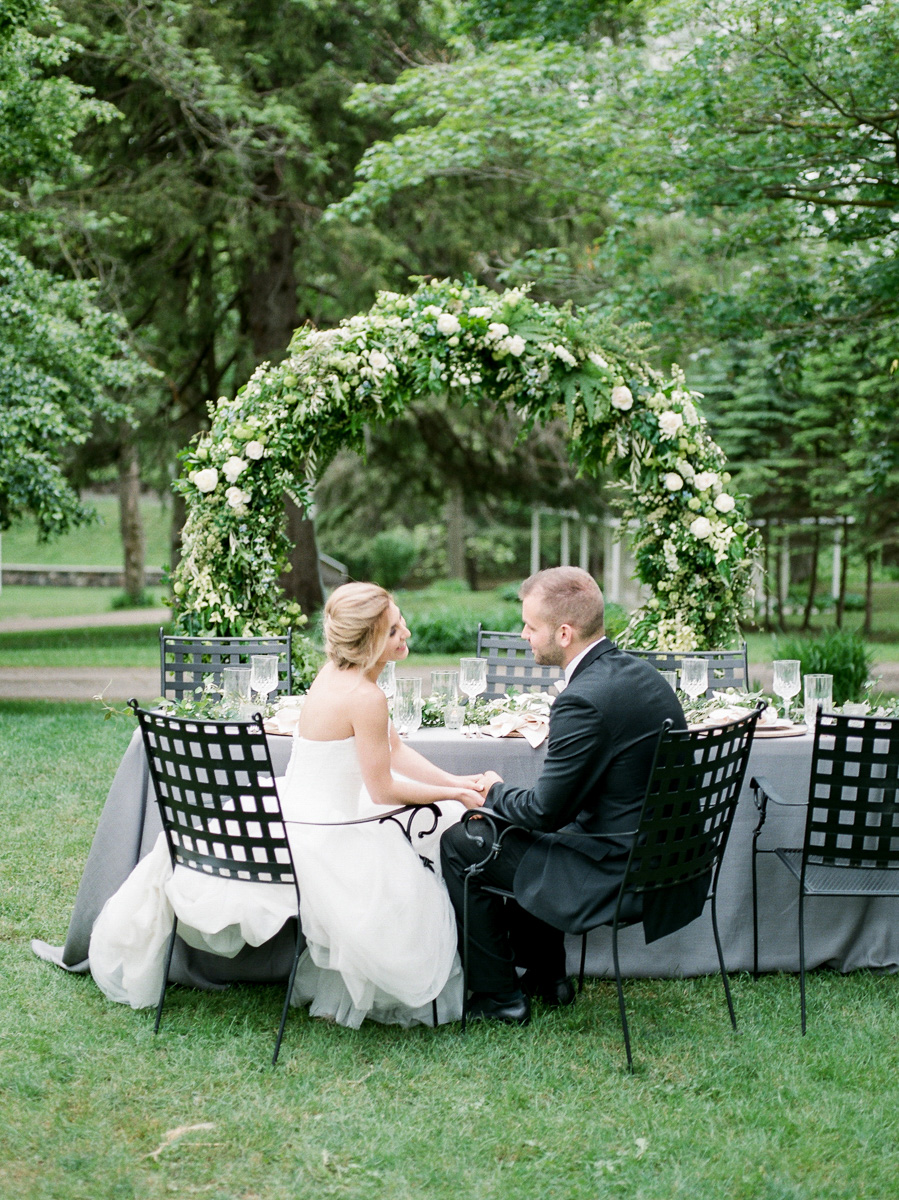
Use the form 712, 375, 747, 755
281, 735, 365, 820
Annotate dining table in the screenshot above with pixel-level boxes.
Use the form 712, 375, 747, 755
33, 722, 899, 992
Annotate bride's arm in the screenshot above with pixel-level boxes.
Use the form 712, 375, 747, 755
388, 725, 486, 791
353, 689, 484, 810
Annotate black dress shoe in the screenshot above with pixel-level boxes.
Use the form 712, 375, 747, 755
467, 990, 531, 1026
519, 970, 576, 1008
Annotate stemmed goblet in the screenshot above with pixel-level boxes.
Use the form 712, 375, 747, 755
250, 654, 279, 711
459, 658, 488, 737
772, 659, 801, 724
679, 658, 709, 704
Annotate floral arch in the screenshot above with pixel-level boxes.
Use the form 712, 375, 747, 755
171, 278, 755, 679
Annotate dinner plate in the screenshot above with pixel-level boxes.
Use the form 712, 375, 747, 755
754, 724, 808, 738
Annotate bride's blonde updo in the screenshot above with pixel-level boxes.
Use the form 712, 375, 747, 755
323, 582, 392, 672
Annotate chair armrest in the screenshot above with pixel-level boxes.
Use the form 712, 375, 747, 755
750, 774, 799, 810
286, 803, 444, 848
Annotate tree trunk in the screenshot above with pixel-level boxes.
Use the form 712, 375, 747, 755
863, 548, 875, 637
836, 517, 849, 628
118, 428, 145, 604
280, 496, 325, 616
762, 520, 771, 631
169, 490, 187, 576
445, 487, 466, 583
800, 521, 820, 632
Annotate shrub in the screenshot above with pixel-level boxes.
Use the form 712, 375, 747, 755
774, 629, 873, 705
366, 528, 420, 590
407, 609, 521, 655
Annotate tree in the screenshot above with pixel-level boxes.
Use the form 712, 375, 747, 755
0, 0, 147, 537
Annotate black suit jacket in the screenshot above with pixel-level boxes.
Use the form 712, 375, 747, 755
486, 640, 705, 941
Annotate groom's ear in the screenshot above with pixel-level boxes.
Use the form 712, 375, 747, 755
557, 622, 575, 647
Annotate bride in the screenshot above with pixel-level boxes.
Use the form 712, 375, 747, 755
281, 581, 485, 1028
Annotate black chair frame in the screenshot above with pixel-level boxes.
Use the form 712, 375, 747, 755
159, 628, 293, 702
131, 701, 302, 1064
624, 643, 749, 697
750, 709, 899, 1033
459, 706, 764, 1068
475, 625, 564, 699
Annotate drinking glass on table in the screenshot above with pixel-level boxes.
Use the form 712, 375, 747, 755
803, 673, 833, 730
377, 660, 396, 700
679, 658, 709, 703
660, 670, 678, 692
394, 676, 422, 737
250, 655, 280, 709
459, 658, 488, 736
772, 659, 801, 724
431, 669, 460, 727
222, 665, 252, 718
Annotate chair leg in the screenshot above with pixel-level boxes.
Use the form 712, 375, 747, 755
461, 872, 471, 1033
710, 892, 737, 1032
751, 834, 761, 979
272, 924, 304, 1067
578, 934, 587, 993
154, 920, 179, 1035
798, 888, 808, 1036
612, 922, 633, 1072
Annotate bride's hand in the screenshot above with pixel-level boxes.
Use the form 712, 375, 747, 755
454, 787, 486, 810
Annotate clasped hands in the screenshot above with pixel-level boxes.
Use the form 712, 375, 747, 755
454, 769, 503, 810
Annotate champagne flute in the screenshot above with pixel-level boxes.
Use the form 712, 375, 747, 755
772, 659, 801, 724
459, 658, 488, 737
679, 658, 709, 703
250, 654, 279, 710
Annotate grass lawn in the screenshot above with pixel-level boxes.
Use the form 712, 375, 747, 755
3, 700, 899, 1198
1, 493, 172, 570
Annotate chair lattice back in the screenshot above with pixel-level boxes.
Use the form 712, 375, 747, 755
159, 629, 293, 701
132, 704, 297, 887
476, 625, 564, 698
624, 644, 748, 697
623, 708, 762, 898
803, 712, 899, 871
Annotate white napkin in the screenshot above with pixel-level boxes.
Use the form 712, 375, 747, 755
482, 711, 549, 748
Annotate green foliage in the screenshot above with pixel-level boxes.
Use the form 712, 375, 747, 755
406, 609, 519, 654
774, 629, 874, 705
173, 278, 755, 651
365, 528, 420, 591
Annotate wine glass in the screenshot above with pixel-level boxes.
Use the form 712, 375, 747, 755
772, 659, 801, 724
250, 654, 279, 710
679, 658, 709, 703
459, 658, 487, 705
377, 660, 396, 700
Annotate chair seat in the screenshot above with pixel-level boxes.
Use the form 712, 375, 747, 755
774, 848, 899, 896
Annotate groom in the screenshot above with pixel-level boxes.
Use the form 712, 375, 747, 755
440, 567, 688, 1026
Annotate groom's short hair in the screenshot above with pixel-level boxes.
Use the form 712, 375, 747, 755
520, 567, 605, 640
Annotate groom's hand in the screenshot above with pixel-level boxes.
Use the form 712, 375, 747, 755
478, 770, 503, 795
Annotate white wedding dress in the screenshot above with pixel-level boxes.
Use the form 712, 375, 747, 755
281, 735, 464, 1028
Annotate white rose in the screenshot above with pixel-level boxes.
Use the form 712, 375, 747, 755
422, 305, 442, 318
589, 352, 609, 369
690, 516, 713, 540
222, 456, 247, 484
245, 440, 265, 460
664, 472, 684, 491
506, 334, 526, 356
191, 468, 219, 493
714, 492, 736, 513
658, 410, 684, 439
225, 486, 251, 511
693, 471, 719, 492
368, 349, 389, 371
486, 322, 509, 341
437, 313, 461, 336
610, 385, 634, 411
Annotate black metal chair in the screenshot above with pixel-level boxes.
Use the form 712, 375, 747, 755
750, 710, 899, 1033
131, 702, 302, 1065
159, 628, 293, 701
475, 625, 564, 698
459, 706, 764, 1068
624, 643, 749, 696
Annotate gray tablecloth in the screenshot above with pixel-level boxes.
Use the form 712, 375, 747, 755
37, 726, 899, 988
